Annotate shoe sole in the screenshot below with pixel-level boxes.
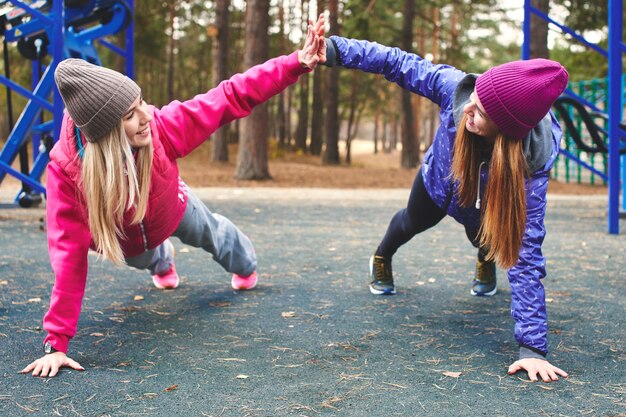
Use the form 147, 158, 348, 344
152, 276, 179, 290
232, 281, 257, 290
369, 285, 396, 295
369, 256, 396, 295
470, 287, 497, 296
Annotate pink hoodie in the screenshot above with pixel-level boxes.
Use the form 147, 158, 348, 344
43, 52, 309, 353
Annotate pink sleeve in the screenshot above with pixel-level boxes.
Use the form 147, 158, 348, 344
154, 51, 310, 158
43, 162, 92, 353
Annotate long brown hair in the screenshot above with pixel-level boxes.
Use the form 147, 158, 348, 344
80, 122, 153, 264
451, 114, 529, 269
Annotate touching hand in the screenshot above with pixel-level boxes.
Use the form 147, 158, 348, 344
20, 352, 84, 378
508, 358, 568, 382
298, 14, 326, 69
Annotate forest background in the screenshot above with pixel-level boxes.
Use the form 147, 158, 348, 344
0, 0, 614, 189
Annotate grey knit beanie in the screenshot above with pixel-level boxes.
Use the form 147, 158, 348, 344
54, 58, 141, 143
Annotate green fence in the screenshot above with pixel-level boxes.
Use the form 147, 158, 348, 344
553, 76, 626, 185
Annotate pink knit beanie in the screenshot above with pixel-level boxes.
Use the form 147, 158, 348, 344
475, 58, 568, 140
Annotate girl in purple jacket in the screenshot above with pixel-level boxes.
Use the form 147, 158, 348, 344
323, 36, 569, 383
21, 16, 326, 378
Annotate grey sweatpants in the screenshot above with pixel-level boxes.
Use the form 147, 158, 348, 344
125, 190, 256, 277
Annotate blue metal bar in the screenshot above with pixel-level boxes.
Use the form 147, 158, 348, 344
27, 147, 50, 191
126, 0, 135, 79
0, 160, 46, 194
558, 149, 609, 181
522, 0, 531, 60
52, 0, 64, 144
74, 4, 128, 43
563, 88, 603, 114
0, 65, 54, 183
31, 60, 41, 161
527, 5, 608, 58
0, 76, 54, 111
3, 17, 50, 42
32, 120, 54, 134
607, 0, 623, 233
98, 39, 125, 56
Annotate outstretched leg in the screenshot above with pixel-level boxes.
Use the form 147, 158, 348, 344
173, 190, 257, 279
370, 169, 446, 295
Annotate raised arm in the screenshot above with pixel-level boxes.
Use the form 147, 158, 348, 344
155, 15, 326, 159
323, 35, 464, 108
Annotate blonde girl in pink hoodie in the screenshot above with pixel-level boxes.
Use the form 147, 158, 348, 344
21, 16, 327, 378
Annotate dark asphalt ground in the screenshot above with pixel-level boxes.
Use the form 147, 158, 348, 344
0, 188, 624, 417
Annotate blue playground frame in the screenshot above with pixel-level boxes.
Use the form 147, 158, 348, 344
0, 0, 134, 206
523, 0, 625, 234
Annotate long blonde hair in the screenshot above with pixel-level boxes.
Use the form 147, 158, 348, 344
451, 114, 529, 269
80, 123, 153, 264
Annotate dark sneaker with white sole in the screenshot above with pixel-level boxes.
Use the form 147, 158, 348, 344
470, 259, 497, 296
369, 254, 396, 295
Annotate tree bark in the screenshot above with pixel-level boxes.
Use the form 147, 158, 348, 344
373, 111, 379, 154
235, 0, 271, 180
323, 0, 340, 165
277, 5, 287, 150
166, 0, 176, 102
211, 0, 230, 162
309, 0, 325, 155
530, 0, 549, 59
344, 72, 360, 164
400, 0, 418, 168
294, 0, 310, 152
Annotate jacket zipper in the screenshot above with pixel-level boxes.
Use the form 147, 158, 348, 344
139, 222, 149, 252
475, 161, 485, 210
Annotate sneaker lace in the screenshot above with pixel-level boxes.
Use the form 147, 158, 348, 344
373, 257, 391, 282
476, 260, 494, 283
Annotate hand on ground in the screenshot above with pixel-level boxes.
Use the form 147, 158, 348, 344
20, 352, 84, 378
508, 358, 568, 382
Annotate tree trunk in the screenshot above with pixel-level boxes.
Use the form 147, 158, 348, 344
373, 111, 379, 154
380, 113, 391, 153
166, 0, 176, 102
530, 0, 549, 58
400, 0, 418, 168
391, 116, 398, 151
286, 86, 293, 149
294, 0, 309, 152
323, 0, 340, 165
277, 5, 287, 150
344, 72, 359, 164
235, 0, 271, 180
309, 0, 325, 155
295, 77, 309, 151
211, 0, 230, 162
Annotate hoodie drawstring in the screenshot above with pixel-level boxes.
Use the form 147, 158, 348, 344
475, 161, 485, 210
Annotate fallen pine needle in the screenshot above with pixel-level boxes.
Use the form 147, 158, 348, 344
383, 382, 407, 389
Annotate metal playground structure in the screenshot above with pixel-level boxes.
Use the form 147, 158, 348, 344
0, 0, 134, 206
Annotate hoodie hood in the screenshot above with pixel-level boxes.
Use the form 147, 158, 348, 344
452, 74, 553, 173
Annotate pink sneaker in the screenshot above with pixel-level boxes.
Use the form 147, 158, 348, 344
231, 271, 258, 290
152, 240, 179, 289
152, 264, 180, 289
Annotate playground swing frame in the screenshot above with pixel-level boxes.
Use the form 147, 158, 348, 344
522, 0, 625, 234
